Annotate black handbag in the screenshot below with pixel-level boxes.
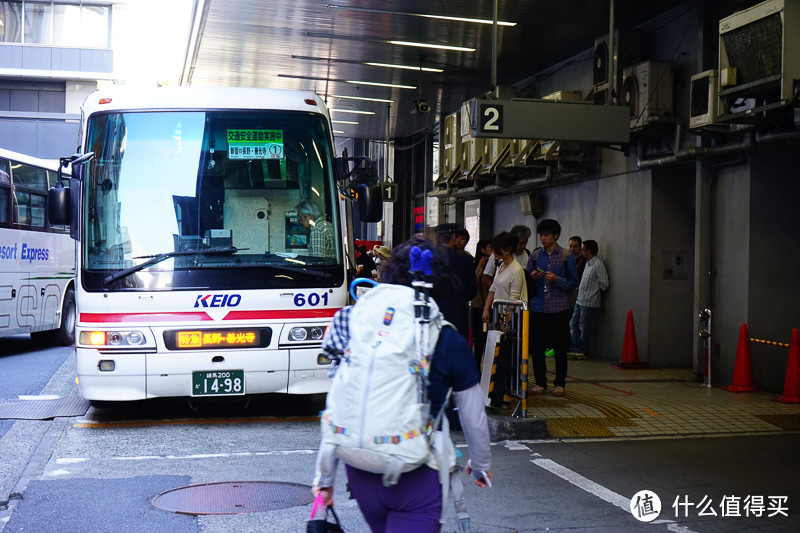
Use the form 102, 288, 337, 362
307, 494, 343, 533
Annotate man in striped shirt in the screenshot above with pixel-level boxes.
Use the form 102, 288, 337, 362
569, 239, 609, 358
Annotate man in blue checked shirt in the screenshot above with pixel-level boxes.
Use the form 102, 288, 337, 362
569, 239, 609, 359
525, 219, 579, 397
296, 199, 335, 258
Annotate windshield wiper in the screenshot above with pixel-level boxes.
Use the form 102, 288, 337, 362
260, 262, 334, 282
102, 246, 239, 287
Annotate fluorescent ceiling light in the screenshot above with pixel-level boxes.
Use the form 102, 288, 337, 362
331, 94, 394, 103
325, 4, 517, 26
365, 62, 442, 73
348, 80, 415, 89
388, 40, 475, 52
333, 130, 345, 134
278, 73, 414, 90
292, 55, 442, 73
332, 120, 359, 125
329, 108, 376, 115
307, 32, 475, 53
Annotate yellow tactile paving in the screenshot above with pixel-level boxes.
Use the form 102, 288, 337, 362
519, 359, 800, 439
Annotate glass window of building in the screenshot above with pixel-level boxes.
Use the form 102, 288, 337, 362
2, 1, 110, 47
1, 2, 23, 42
24, 1, 53, 44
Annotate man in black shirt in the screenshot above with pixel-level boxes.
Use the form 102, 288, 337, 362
434, 224, 476, 340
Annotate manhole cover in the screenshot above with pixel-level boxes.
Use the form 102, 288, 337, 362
152, 481, 314, 515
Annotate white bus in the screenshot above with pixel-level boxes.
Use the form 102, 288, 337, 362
0, 148, 75, 345
48, 87, 379, 403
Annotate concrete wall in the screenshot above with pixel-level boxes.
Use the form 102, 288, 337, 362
649, 166, 695, 368
0, 118, 79, 159
491, 166, 656, 362
1, 42, 106, 158
746, 150, 800, 391
710, 163, 750, 387
0, 45, 112, 73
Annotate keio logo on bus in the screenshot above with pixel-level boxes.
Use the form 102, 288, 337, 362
194, 294, 242, 308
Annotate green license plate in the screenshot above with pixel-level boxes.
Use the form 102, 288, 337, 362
192, 370, 245, 396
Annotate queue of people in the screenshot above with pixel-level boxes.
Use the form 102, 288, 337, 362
352, 219, 610, 397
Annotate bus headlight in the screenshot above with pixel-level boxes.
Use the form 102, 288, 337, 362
288, 327, 308, 341
80, 330, 147, 347
288, 326, 325, 342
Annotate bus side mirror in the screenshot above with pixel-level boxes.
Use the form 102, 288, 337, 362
334, 156, 350, 181
48, 183, 70, 225
358, 184, 383, 222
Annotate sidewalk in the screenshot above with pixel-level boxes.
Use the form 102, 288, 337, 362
510, 358, 800, 439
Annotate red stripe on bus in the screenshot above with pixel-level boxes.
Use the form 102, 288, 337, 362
80, 312, 214, 323
223, 308, 341, 320
79, 308, 341, 323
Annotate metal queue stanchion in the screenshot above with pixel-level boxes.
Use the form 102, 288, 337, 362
479, 299, 529, 418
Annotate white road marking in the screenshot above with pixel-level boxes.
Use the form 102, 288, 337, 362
18, 395, 60, 400
51, 449, 317, 466
55, 458, 88, 464
532, 458, 699, 533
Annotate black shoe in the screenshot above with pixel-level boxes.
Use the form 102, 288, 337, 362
486, 403, 503, 414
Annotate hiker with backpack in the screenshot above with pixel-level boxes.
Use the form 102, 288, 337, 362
312, 236, 493, 533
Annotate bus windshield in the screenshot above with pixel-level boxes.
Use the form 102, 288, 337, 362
82, 110, 342, 291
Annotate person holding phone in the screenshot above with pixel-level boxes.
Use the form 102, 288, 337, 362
525, 219, 579, 397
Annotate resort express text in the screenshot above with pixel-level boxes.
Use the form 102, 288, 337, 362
0, 242, 51, 262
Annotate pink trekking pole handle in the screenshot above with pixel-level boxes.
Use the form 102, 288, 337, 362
310, 492, 324, 519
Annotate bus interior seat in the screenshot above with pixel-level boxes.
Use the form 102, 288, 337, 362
223, 191, 270, 254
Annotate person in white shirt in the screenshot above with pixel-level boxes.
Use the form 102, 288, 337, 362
569, 239, 609, 357
482, 231, 527, 410
482, 224, 530, 289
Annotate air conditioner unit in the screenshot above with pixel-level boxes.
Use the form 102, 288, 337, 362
483, 138, 511, 171
441, 112, 461, 176
541, 90, 583, 103
460, 137, 484, 175
622, 60, 674, 129
592, 30, 642, 105
718, 0, 800, 113
511, 138, 538, 167
689, 70, 719, 128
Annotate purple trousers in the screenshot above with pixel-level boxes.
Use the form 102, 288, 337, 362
345, 464, 442, 533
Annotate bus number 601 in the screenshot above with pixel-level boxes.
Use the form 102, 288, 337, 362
293, 293, 329, 307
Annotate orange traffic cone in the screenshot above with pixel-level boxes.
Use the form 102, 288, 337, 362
615, 310, 647, 369
722, 323, 760, 392
775, 329, 800, 404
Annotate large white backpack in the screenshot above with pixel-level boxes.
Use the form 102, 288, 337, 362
317, 281, 472, 530
319, 283, 447, 484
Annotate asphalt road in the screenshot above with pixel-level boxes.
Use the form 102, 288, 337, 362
1, 338, 798, 532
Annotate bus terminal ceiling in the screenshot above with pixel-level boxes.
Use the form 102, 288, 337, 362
181, 0, 700, 142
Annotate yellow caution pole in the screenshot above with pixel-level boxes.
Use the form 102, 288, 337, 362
521, 308, 529, 418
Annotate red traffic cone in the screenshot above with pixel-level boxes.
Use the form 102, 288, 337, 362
615, 310, 647, 369
722, 323, 760, 392
775, 329, 800, 404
